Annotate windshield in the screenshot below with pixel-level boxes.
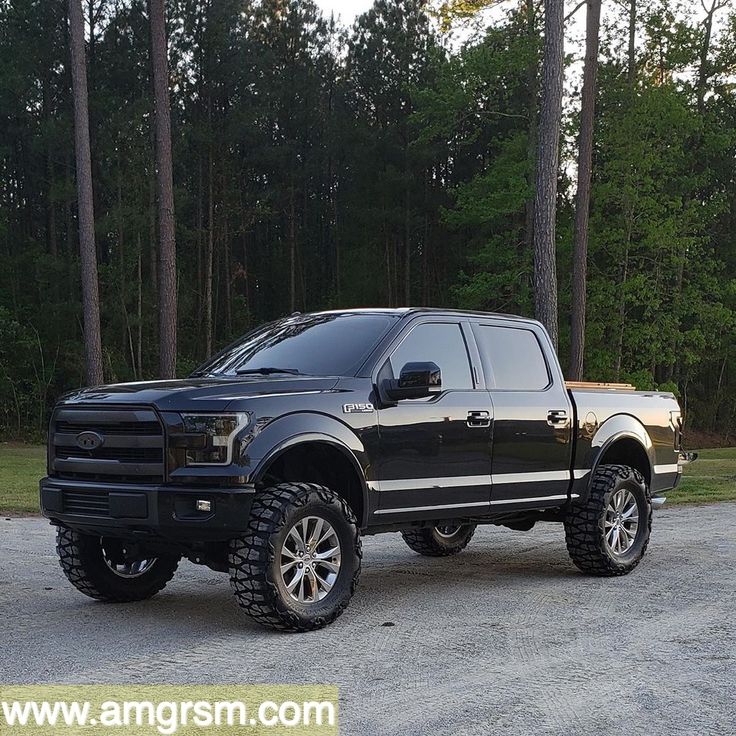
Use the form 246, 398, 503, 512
193, 313, 398, 377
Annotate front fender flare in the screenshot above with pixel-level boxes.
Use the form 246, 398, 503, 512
244, 413, 370, 525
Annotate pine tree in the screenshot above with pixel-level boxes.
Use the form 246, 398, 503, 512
532, 0, 564, 349
68, 0, 104, 385
570, 0, 602, 380
149, 0, 177, 377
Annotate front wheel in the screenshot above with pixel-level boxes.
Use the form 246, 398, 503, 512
564, 464, 652, 576
56, 527, 180, 602
229, 483, 362, 632
401, 524, 477, 557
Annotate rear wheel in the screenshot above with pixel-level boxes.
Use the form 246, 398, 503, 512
401, 524, 476, 557
56, 527, 180, 602
564, 464, 652, 576
229, 483, 361, 632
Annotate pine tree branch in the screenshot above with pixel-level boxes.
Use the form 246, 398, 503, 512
565, 0, 587, 23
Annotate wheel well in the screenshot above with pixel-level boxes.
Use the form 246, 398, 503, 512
598, 438, 651, 487
259, 442, 366, 526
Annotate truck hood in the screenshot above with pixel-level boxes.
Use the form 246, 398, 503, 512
58, 375, 341, 412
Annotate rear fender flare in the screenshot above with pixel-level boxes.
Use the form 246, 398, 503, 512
578, 415, 655, 502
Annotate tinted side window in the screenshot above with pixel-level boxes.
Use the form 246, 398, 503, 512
389, 323, 473, 390
475, 325, 550, 391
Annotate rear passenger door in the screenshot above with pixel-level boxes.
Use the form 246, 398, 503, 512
471, 321, 574, 508
373, 319, 493, 520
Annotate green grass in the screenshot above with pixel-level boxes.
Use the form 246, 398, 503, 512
0, 443, 734, 515
667, 447, 736, 505
0, 443, 45, 515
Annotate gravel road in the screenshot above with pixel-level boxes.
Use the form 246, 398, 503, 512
1, 504, 734, 735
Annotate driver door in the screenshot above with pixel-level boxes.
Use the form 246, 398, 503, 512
373, 320, 493, 521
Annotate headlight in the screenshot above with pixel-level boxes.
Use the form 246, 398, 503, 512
181, 413, 251, 466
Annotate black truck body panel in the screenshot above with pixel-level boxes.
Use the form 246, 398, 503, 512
40, 308, 684, 545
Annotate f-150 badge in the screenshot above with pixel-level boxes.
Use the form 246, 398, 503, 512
343, 403, 374, 414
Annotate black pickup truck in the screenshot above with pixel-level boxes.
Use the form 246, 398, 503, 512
40, 309, 688, 631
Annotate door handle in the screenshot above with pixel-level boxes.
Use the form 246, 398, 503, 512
547, 410, 568, 426
467, 410, 491, 428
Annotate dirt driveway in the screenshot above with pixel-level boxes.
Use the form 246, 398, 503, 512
1, 504, 734, 735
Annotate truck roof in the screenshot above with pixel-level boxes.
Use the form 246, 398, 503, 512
308, 307, 537, 323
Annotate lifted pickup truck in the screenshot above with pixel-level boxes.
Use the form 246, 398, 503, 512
41, 309, 688, 631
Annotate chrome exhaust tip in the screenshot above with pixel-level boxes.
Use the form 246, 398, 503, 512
652, 496, 667, 509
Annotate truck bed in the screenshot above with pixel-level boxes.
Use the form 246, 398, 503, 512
565, 381, 636, 391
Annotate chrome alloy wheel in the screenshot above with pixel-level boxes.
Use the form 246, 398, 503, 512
435, 525, 461, 539
102, 546, 157, 579
279, 516, 342, 603
604, 489, 639, 555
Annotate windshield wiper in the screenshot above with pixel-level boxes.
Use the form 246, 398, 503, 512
235, 367, 302, 376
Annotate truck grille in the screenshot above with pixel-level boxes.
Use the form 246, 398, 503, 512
50, 407, 165, 483
56, 420, 161, 436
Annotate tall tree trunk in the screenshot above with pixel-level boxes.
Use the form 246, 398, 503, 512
533, 0, 564, 349
47, 153, 57, 258
68, 0, 103, 386
404, 182, 411, 305
65, 149, 74, 255
42, 71, 58, 258
697, 1, 725, 111
569, 0, 601, 380
328, 147, 340, 304
136, 242, 143, 378
524, 0, 538, 254
384, 219, 393, 308
422, 171, 430, 306
224, 212, 232, 335
87, 0, 95, 66
196, 155, 203, 348
204, 149, 214, 358
238, 188, 252, 318
615, 216, 632, 381
333, 181, 340, 304
289, 178, 296, 312
627, 0, 636, 86
149, 0, 177, 378
148, 172, 157, 297
213, 224, 221, 342
41, 14, 58, 258
118, 172, 129, 363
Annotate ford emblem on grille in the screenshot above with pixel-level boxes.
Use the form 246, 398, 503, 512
75, 431, 104, 450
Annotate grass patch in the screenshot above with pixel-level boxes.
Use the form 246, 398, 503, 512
667, 447, 736, 505
0, 443, 45, 515
0, 444, 734, 515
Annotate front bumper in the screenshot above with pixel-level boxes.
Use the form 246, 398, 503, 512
40, 477, 255, 542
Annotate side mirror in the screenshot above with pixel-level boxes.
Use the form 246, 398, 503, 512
383, 361, 442, 402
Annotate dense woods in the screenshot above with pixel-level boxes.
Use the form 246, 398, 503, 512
1, 0, 736, 438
